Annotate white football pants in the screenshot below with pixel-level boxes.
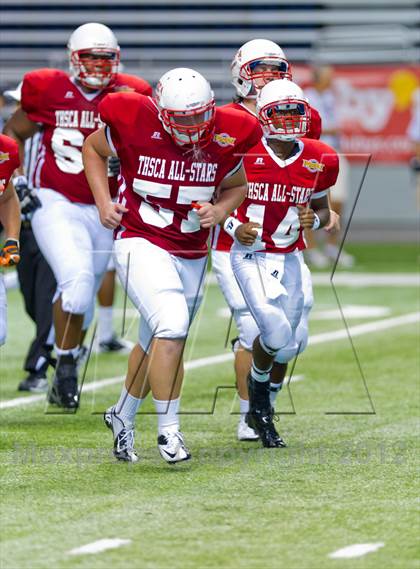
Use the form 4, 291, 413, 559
31, 189, 113, 318
230, 247, 312, 361
114, 237, 207, 353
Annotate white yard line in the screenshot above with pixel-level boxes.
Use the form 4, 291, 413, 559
1, 311, 418, 410
328, 543, 385, 559
67, 538, 131, 556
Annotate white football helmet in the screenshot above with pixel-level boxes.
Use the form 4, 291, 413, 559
256, 79, 310, 142
68, 23, 120, 89
155, 68, 215, 146
231, 39, 291, 99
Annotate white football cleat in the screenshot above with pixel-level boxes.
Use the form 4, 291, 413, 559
157, 430, 191, 464
104, 405, 139, 463
237, 415, 259, 441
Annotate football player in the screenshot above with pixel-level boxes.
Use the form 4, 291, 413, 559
4, 23, 151, 408
0, 133, 21, 346
83, 67, 262, 463
211, 39, 337, 441
230, 79, 339, 447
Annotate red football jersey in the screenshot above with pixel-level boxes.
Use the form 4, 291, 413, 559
235, 137, 339, 254
0, 134, 20, 192
99, 92, 262, 258
21, 69, 152, 204
212, 101, 323, 252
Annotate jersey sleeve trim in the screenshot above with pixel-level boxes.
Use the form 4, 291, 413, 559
223, 158, 243, 180
105, 126, 117, 154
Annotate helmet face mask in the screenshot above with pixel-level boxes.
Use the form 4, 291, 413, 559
156, 68, 215, 147
231, 39, 292, 99
159, 102, 215, 146
70, 48, 120, 89
257, 79, 310, 142
68, 23, 120, 90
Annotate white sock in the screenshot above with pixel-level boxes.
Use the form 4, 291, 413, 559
153, 397, 180, 435
239, 397, 249, 416
98, 306, 114, 343
251, 362, 272, 383
115, 387, 144, 426
55, 345, 80, 359
269, 382, 283, 407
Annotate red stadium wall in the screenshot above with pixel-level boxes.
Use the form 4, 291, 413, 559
294, 65, 420, 164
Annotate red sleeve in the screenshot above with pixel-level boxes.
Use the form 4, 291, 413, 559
99, 92, 144, 151
236, 114, 263, 158
21, 69, 61, 123
0, 134, 20, 187
307, 106, 322, 140
114, 73, 152, 96
314, 151, 339, 194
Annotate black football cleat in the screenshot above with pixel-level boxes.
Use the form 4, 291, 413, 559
246, 409, 287, 448
247, 373, 287, 448
48, 354, 79, 409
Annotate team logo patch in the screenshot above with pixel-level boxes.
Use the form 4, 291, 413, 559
214, 132, 236, 147
302, 158, 325, 173
0, 152, 10, 164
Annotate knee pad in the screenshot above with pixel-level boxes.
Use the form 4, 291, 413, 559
275, 311, 309, 363
260, 306, 293, 353
60, 270, 95, 315
234, 307, 258, 351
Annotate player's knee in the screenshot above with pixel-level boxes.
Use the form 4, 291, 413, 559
275, 327, 309, 363
152, 309, 190, 341
60, 270, 95, 315
261, 312, 293, 353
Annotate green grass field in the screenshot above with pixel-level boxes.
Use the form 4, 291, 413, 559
0, 243, 419, 569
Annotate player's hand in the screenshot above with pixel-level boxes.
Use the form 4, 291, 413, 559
297, 205, 316, 229
324, 209, 340, 234
194, 202, 225, 229
107, 156, 121, 177
235, 222, 262, 246
99, 201, 129, 229
0, 239, 20, 267
0, 183, 4, 196
14, 176, 42, 220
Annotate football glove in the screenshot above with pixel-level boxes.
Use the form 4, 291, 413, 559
13, 175, 42, 220
0, 239, 20, 266
108, 156, 121, 177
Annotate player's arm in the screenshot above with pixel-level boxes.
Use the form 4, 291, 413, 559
298, 193, 330, 230
196, 164, 248, 229
325, 193, 340, 234
4, 109, 42, 218
0, 182, 21, 266
82, 127, 128, 229
3, 108, 40, 175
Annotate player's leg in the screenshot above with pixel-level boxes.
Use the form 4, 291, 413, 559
110, 238, 204, 462
211, 249, 259, 440
17, 225, 55, 392
96, 256, 134, 354
31, 190, 111, 408
231, 250, 297, 447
